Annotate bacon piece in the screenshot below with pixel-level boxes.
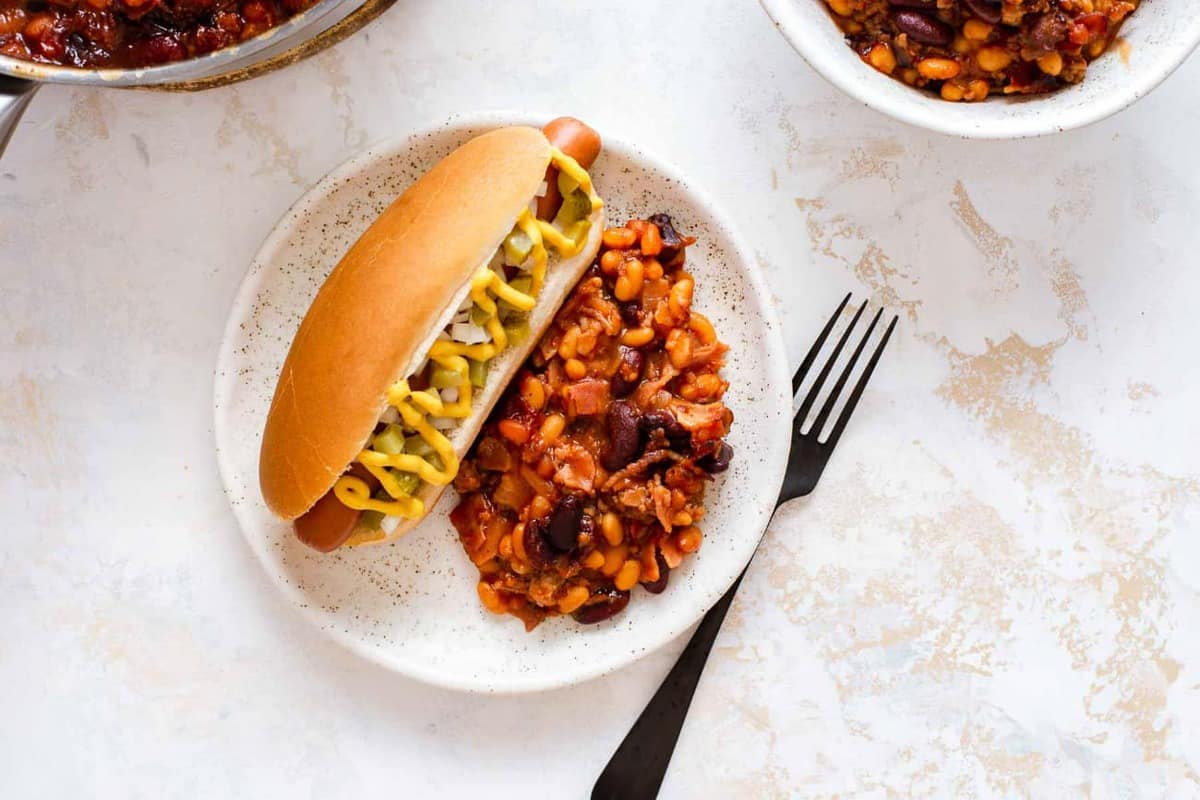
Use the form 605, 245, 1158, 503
602, 449, 679, 492
668, 399, 730, 442
520, 464, 556, 501
450, 493, 510, 565
664, 462, 709, 496
632, 356, 677, 410
528, 573, 565, 609
475, 436, 514, 472
452, 459, 484, 494
564, 378, 610, 417
613, 484, 657, 522
651, 482, 675, 531
659, 534, 685, 569
493, 471, 533, 511
550, 441, 597, 492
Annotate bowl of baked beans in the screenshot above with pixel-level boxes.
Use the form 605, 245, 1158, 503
760, 0, 1200, 137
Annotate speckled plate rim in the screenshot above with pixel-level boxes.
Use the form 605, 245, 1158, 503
213, 111, 791, 693
760, 0, 1200, 139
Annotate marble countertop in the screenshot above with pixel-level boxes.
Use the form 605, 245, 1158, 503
3, 1, 1199, 797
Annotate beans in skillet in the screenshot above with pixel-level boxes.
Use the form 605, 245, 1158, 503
0, 0, 317, 68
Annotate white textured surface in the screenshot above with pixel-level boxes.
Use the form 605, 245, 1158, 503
2, 1, 1199, 797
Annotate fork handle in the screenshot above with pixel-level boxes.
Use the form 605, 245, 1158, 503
591, 569, 746, 800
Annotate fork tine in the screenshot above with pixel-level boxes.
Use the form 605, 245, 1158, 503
823, 314, 898, 450
809, 306, 884, 439
792, 292, 851, 395
794, 299, 867, 425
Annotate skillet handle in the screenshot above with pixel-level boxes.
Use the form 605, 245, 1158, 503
0, 76, 39, 158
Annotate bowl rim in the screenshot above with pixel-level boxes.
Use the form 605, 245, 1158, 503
759, 0, 1200, 139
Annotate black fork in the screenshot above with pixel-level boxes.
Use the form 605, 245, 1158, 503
592, 294, 898, 800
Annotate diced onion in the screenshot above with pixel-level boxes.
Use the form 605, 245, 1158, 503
536, 180, 548, 197
429, 416, 456, 430
451, 322, 490, 345
451, 309, 471, 325
380, 515, 401, 534
380, 406, 400, 424
441, 387, 459, 404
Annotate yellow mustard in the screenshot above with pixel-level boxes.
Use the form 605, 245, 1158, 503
332, 149, 600, 522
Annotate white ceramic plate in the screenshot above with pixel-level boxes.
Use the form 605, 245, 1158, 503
760, 0, 1200, 138
213, 113, 790, 693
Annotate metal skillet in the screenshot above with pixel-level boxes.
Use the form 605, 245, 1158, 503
0, 0, 395, 157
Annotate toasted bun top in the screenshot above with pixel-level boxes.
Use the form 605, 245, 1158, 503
260, 126, 553, 519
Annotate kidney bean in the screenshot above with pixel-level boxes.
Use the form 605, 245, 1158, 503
648, 213, 683, 250
648, 212, 690, 263
618, 300, 643, 326
573, 588, 631, 624
640, 409, 675, 434
892, 10, 953, 46
641, 550, 671, 595
546, 495, 583, 552
524, 518, 554, 566
961, 0, 1001, 24
578, 512, 596, 550
640, 409, 690, 451
611, 346, 644, 398
602, 401, 641, 471
1027, 10, 1069, 51
1007, 59, 1037, 88
698, 440, 734, 474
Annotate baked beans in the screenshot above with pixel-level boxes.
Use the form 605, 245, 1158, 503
825, 0, 1138, 100
450, 214, 735, 631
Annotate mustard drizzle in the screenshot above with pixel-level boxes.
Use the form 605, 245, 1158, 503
332, 149, 599, 523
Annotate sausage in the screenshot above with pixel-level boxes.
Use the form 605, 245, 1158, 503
293, 464, 378, 552
537, 117, 602, 221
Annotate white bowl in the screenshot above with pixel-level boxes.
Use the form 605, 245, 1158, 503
760, 0, 1200, 138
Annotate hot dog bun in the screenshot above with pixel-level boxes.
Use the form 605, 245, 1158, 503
259, 125, 604, 536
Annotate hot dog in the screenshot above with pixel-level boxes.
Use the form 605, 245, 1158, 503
293, 464, 378, 553
537, 117, 603, 221
261, 119, 606, 552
